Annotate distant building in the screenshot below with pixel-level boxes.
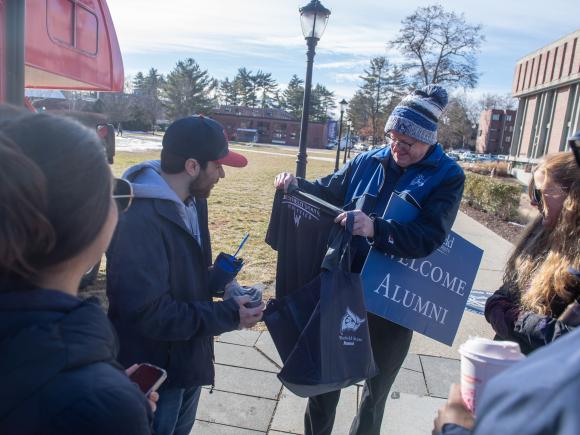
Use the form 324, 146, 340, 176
510, 29, 580, 159
476, 109, 517, 154
211, 105, 329, 148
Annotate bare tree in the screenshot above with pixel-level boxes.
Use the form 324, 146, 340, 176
390, 4, 484, 89
478, 92, 517, 111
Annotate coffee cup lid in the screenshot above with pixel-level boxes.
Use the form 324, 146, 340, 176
459, 337, 524, 361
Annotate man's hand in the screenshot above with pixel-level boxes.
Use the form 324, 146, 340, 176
432, 384, 475, 435
335, 210, 374, 238
235, 295, 264, 329
125, 364, 160, 413
274, 172, 298, 192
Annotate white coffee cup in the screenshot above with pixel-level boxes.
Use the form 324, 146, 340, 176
459, 337, 524, 415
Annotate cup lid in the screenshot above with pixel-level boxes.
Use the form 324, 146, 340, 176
459, 337, 524, 361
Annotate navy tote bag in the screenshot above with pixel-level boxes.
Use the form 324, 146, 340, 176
264, 213, 377, 397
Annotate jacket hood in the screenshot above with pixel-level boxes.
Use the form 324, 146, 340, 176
0, 289, 118, 419
123, 160, 183, 204
123, 160, 201, 239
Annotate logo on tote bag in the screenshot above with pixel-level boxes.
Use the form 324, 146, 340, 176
339, 308, 366, 346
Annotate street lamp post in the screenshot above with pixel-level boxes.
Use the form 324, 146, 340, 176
295, 0, 331, 178
344, 119, 352, 163
334, 99, 347, 172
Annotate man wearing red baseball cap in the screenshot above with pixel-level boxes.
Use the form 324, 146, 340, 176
106, 115, 262, 435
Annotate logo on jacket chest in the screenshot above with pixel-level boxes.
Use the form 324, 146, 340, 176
409, 174, 428, 188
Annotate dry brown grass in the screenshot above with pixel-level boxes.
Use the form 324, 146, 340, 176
85, 148, 336, 299
463, 161, 511, 177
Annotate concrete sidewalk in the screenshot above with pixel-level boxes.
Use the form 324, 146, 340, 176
191, 212, 513, 434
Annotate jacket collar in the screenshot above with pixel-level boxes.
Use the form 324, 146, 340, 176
371, 143, 444, 169
154, 199, 197, 239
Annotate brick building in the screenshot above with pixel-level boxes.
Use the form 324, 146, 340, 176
510, 29, 580, 158
211, 105, 329, 149
476, 109, 517, 154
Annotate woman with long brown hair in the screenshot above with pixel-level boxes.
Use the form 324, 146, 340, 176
0, 108, 153, 434
484, 152, 580, 354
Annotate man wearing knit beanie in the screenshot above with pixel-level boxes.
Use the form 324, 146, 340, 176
275, 84, 465, 435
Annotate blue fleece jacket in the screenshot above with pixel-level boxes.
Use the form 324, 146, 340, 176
298, 144, 465, 265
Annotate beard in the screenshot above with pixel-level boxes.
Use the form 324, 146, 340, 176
188, 170, 216, 199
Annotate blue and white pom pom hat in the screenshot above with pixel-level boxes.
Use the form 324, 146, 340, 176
384, 84, 449, 145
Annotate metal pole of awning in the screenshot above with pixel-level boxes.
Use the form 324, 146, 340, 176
5, 0, 26, 106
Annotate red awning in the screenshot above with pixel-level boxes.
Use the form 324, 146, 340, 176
24, 0, 124, 92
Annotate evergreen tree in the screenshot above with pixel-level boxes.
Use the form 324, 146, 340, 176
280, 75, 305, 119
143, 68, 165, 125
219, 77, 240, 106
311, 84, 335, 122
132, 72, 146, 96
360, 57, 393, 145
162, 58, 216, 120
347, 90, 374, 140
254, 70, 278, 108
234, 68, 256, 107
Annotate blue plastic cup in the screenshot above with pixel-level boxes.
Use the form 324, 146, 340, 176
209, 252, 244, 296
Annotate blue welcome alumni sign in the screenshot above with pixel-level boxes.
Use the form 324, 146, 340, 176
361, 194, 483, 345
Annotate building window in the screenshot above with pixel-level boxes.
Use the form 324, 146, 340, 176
505, 136, 511, 142
505, 115, 512, 122
491, 114, 500, 121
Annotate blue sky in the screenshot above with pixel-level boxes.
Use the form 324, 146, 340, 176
107, 0, 579, 103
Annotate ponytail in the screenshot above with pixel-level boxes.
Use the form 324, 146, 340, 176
0, 133, 55, 283
0, 108, 112, 288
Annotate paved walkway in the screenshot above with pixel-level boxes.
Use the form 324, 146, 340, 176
191, 212, 513, 434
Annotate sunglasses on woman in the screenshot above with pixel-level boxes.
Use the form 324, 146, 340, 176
112, 178, 133, 213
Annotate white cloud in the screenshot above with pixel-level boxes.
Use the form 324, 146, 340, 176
106, 0, 579, 97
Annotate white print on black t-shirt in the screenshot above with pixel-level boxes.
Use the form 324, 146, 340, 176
339, 307, 365, 346
282, 194, 321, 228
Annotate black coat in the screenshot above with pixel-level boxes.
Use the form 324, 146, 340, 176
106, 197, 240, 389
0, 288, 152, 435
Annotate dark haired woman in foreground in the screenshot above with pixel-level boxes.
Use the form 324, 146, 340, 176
0, 108, 153, 434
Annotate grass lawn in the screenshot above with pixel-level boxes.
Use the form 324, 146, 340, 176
85, 147, 336, 300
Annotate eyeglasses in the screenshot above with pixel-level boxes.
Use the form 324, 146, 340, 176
386, 133, 416, 149
530, 184, 567, 211
532, 187, 543, 210
112, 178, 133, 213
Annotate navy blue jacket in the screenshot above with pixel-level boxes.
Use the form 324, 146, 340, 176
484, 284, 575, 355
0, 288, 152, 435
298, 144, 465, 261
106, 196, 240, 389
441, 325, 580, 435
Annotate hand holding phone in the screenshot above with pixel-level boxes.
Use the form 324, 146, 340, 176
127, 363, 167, 397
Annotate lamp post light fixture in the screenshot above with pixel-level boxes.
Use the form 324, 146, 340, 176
334, 98, 347, 172
344, 119, 352, 163
295, 0, 331, 178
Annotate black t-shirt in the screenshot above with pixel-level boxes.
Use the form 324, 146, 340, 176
266, 189, 340, 299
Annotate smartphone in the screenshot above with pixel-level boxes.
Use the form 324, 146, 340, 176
128, 363, 167, 396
